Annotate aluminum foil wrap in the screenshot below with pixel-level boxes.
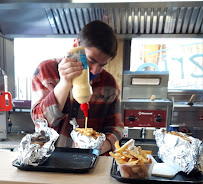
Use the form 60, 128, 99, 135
17, 119, 59, 166
154, 128, 203, 174
70, 118, 106, 150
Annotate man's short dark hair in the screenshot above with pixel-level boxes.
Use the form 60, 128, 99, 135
78, 20, 118, 60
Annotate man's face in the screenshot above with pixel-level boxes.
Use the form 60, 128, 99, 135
84, 47, 112, 75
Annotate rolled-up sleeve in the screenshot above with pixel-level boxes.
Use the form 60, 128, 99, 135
31, 59, 65, 127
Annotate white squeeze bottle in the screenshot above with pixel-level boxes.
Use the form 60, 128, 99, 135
68, 46, 93, 117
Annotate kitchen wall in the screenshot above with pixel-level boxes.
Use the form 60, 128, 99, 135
104, 39, 124, 99
0, 36, 15, 95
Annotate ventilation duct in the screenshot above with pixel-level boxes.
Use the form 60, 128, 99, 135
0, 1, 202, 38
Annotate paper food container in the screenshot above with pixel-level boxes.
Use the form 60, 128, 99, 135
116, 155, 156, 179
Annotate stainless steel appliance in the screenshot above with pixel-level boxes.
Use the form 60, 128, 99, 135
121, 71, 173, 154
0, 69, 8, 140
172, 102, 203, 140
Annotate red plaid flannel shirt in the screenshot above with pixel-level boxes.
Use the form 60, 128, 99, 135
31, 58, 124, 150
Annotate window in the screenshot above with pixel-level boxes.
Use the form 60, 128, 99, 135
14, 38, 75, 100
130, 38, 203, 90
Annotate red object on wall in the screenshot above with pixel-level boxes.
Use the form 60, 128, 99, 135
0, 91, 12, 111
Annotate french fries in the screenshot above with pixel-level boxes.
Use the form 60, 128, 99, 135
75, 128, 103, 139
109, 139, 153, 179
115, 140, 120, 150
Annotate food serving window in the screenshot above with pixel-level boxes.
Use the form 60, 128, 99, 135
130, 38, 203, 91
14, 38, 75, 101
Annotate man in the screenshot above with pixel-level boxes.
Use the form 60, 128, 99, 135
31, 20, 124, 155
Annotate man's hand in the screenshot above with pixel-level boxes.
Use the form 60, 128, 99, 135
54, 57, 83, 111
100, 139, 112, 155
58, 57, 83, 88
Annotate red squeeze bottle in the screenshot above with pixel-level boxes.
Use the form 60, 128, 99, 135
80, 103, 89, 117
69, 46, 93, 117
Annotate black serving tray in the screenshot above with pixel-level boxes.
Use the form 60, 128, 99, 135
110, 156, 203, 184
12, 147, 99, 173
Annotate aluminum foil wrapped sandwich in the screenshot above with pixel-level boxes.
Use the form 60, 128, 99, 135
154, 128, 203, 174
70, 118, 106, 150
17, 119, 59, 166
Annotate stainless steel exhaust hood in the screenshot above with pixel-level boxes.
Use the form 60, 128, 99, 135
0, 1, 202, 38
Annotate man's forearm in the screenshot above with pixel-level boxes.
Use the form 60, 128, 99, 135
54, 81, 72, 112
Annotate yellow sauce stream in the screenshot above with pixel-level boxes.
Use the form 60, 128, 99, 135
85, 117, 88, 135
